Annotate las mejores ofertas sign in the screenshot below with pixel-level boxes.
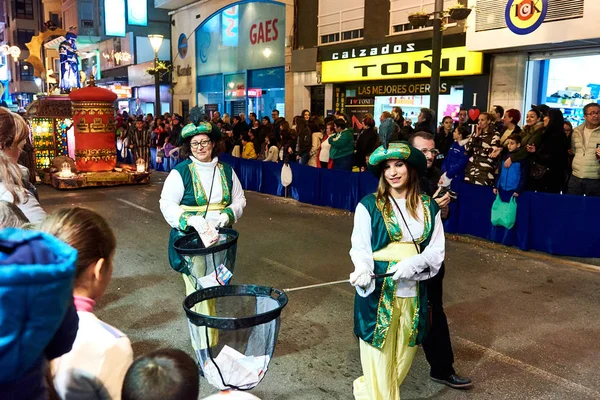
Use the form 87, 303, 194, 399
356, 81, 450, 96
322, 46, 483, 83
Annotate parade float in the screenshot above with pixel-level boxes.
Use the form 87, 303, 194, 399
25, 28, 150, 189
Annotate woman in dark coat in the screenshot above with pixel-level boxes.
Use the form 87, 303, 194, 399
527, 109, 570, 193
355, 117, 379, 171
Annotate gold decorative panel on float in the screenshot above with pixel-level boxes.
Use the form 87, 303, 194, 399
69, 85, 118, 172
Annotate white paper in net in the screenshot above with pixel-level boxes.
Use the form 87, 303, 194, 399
196, 264, 233, 288
203, 345, 270, 390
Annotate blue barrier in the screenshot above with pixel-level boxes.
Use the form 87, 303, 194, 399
220, 154, 600, 258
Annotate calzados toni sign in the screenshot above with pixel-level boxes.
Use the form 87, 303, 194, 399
322, 47, 483, 83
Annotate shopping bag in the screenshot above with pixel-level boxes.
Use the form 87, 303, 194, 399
491, 194, 517, 229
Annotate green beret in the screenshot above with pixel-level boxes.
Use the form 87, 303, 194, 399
368, 141, 427, 177
181, 121, 221, 141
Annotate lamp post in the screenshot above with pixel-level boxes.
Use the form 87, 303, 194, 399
148, 34, 164, 117
429, 0, 444, 120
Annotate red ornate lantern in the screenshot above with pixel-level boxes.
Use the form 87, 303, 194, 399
69, 83, 118, 172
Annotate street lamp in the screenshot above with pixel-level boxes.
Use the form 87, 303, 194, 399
148, 34, 164, 116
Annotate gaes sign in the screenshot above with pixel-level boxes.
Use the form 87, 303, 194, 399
505, 0, 548, 35
321, 47, 483, 83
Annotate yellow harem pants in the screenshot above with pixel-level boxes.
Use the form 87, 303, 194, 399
353, 296, 418, 400
183, 254, 218, 351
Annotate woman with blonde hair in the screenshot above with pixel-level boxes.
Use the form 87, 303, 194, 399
0, 109, 45, 223
350, 141, 444, 399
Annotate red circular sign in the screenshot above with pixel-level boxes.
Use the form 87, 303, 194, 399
516, 0, 534, 21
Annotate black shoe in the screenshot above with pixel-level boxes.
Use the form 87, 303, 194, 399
430, 374, 473, 389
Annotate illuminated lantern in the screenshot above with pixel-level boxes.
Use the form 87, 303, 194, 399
69, 81, 117, 172
59, 161, 73, 178
136, 158, 146, 173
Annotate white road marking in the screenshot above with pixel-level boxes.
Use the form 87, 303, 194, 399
116, 198, 154, 215
260, 257, 353, 298
456, 336, 600, 398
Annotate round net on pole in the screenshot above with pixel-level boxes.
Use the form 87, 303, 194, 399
174, 228, 239, 290
184, 285, 288, 391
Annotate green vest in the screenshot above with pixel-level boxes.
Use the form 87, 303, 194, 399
168, 159, 235, 273
353, 193, 440, 349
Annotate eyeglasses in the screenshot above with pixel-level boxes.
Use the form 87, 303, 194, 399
419, 148, 440, 156
585, 111, 600, 116
190, 139, 212, 149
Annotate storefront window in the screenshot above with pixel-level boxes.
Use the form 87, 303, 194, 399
198, 73, 224, 111
195, 1, 285, 113
248, 67, 284, 120
526, 54, 600, 126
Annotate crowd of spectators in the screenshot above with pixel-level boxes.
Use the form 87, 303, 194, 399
213, 102, 599, 197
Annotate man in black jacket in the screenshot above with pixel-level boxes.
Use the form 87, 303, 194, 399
408, 131, 473, 390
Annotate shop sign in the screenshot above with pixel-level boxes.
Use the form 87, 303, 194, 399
346, 98, 374, 106
111, 85, 132, 98
99, 33, 134, 71
249, 19, 279, 45
320, 36, 466, 62
505, 0, 548, 35
321, 47, 483, 83
356, 82, 450, 96
178, 34, 188, 59
176, 65, 192, 77
248, 88, 262, 97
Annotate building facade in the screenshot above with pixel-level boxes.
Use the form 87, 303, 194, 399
292, 0, 488, 125
4, 0, 44, 107
158, 0, 294, 121
31, 0, 171, 114
467, 0, 598, 126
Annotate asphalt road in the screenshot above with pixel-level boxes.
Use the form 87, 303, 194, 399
38, 173, 600, 400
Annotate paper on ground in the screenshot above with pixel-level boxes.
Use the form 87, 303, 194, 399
203, 345, 270, 390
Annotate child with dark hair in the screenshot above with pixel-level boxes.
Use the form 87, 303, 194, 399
121, 349, 199, 400
439, 125, 471, 186
494, 134, 527, 201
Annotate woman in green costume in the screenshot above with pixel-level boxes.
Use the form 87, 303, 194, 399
349, 142, 445, 400
159, 110, 246, 351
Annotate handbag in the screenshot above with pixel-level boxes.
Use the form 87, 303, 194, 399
491, 194, 517, 229
530, 161, 548, 180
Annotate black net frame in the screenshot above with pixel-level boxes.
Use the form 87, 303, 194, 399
183, 285, 288, 391
174, 228, 239, 290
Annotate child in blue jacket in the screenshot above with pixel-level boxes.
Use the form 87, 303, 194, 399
440, 125, 470, 186
494, 134, 527, 202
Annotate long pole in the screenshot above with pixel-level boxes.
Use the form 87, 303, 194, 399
154, 54, 161, 116
429, 0, 444, 122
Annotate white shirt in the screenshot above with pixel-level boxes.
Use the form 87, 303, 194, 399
51, 311, 133, 400
319, 137, 331, 162
350, 197, 445, 297
159, 156, 246, 228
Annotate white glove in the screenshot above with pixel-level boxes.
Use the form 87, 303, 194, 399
187, 215, 209, 233
349, 270, 371, 288
389, 260, 414, 281
349, 270, 375, 297
389, 256, 422, 281
215, 213, 231, 228
188, 215, 219, 247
